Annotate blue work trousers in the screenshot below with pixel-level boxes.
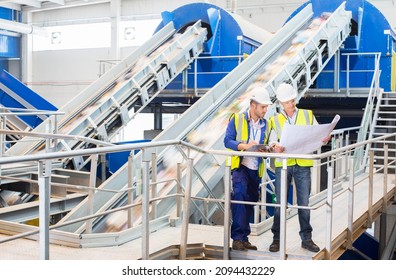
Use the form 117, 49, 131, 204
231, 165, 260, 242
271, 165, 313, 241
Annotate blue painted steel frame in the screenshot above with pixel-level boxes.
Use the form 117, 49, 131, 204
289, 0, 395, 91
0, 70, 57, 128
0, 7, 20, 58
154, 3, 263, 90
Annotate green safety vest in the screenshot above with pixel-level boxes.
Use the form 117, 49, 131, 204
270, 109, 314, 167
228, 113, 271, 177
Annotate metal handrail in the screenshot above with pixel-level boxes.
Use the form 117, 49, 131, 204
0, 129, 395, 260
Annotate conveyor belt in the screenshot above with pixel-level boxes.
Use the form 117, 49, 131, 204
56, 3, 352, 233
5, 21, 207, 171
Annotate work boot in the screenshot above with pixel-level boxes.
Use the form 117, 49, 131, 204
243, 241, 257, 250
232, 240, 247, 251
269, 240, 280, 252
301, 240, 320, 253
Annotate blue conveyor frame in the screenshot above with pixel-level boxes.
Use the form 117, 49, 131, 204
0, 70, 57, 129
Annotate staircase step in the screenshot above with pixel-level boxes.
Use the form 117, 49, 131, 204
378, 111, 396, 114
373, 157, 396, 162
371, 148, 396, 152
374, 125, 396, 129
373, 131, 392, 136
372, 132, 393, 136
373, 139, 396, 143
377, 118, 396, 121
373, 164, 396, 170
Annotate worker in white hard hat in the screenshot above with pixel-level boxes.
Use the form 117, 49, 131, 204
224, 85, 273, 251
268, 82, 330, 253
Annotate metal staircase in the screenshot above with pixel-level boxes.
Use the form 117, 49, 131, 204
371, 92, 396, 171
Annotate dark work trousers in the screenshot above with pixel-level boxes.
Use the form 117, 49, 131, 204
231, 164, 261, 242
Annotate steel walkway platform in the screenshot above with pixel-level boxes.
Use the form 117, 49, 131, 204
1, 172, 394, 260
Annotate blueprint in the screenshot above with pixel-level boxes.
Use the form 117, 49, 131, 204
279, 114, 340, 154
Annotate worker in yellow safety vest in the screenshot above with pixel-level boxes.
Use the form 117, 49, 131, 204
224, 85, 272, 251
268, 83, 330, 253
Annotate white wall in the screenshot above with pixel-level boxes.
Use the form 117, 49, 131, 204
31, 48, 109, 106
25, 0, 396, 108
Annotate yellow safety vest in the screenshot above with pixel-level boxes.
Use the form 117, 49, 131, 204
228, 113, 270, 178
270, 109, 314, 167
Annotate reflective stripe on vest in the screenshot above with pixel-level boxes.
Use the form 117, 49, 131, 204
229, 113, 270, 177
271, 109, 314, 167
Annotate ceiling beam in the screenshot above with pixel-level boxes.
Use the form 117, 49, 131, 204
22, 0, 109, 12
0, 2, 21, 10
0, 0, 41, 8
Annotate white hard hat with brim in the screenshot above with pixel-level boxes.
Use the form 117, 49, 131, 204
249, 86, 272, 105
276, 83, 297, 102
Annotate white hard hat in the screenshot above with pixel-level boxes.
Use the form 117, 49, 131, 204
276, 83, 297, 102
249, 86, 272, 105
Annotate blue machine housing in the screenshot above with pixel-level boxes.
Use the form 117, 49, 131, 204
154, 2, 272, 91
289, 0, 396, 92
0, 8, 20, 59
0, 70, 58, 128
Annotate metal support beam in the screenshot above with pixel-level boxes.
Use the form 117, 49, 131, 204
153, 104, 163, 131
180, 158, 193, 260
85, 154, 98, 234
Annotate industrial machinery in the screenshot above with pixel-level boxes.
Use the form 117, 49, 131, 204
0, 0, 395, 259
55, 1, 353, 233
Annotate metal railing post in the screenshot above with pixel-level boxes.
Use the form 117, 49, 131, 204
379, 145, 389, 255
383, 144, 388, 207
194, 59, 198, 96
151, 152, 158, 220
279, 159, 288, 260
141, 159, 150, 260
38, 160, 50, 260
86, 154, 98, 234
127, 152, 135, 228
180, 158, 193, 260
325, 164, 334, 260
0, 116, 5, 186
176, 162, 182, 218
203, 199, 208, 225
394, 136, 396, 197
347, 157, 355, 249
261, 161, 268, 221
223, 165, 231, 260
367, 150, 374, 227
346, 54, 350, 96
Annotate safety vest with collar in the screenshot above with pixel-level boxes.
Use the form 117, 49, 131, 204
270, 109, 314, 167
228, 112, 271, 178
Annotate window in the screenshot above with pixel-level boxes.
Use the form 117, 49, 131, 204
33, 19, 161, 51
33, 22, 111, 51
119, 19, 161, 47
